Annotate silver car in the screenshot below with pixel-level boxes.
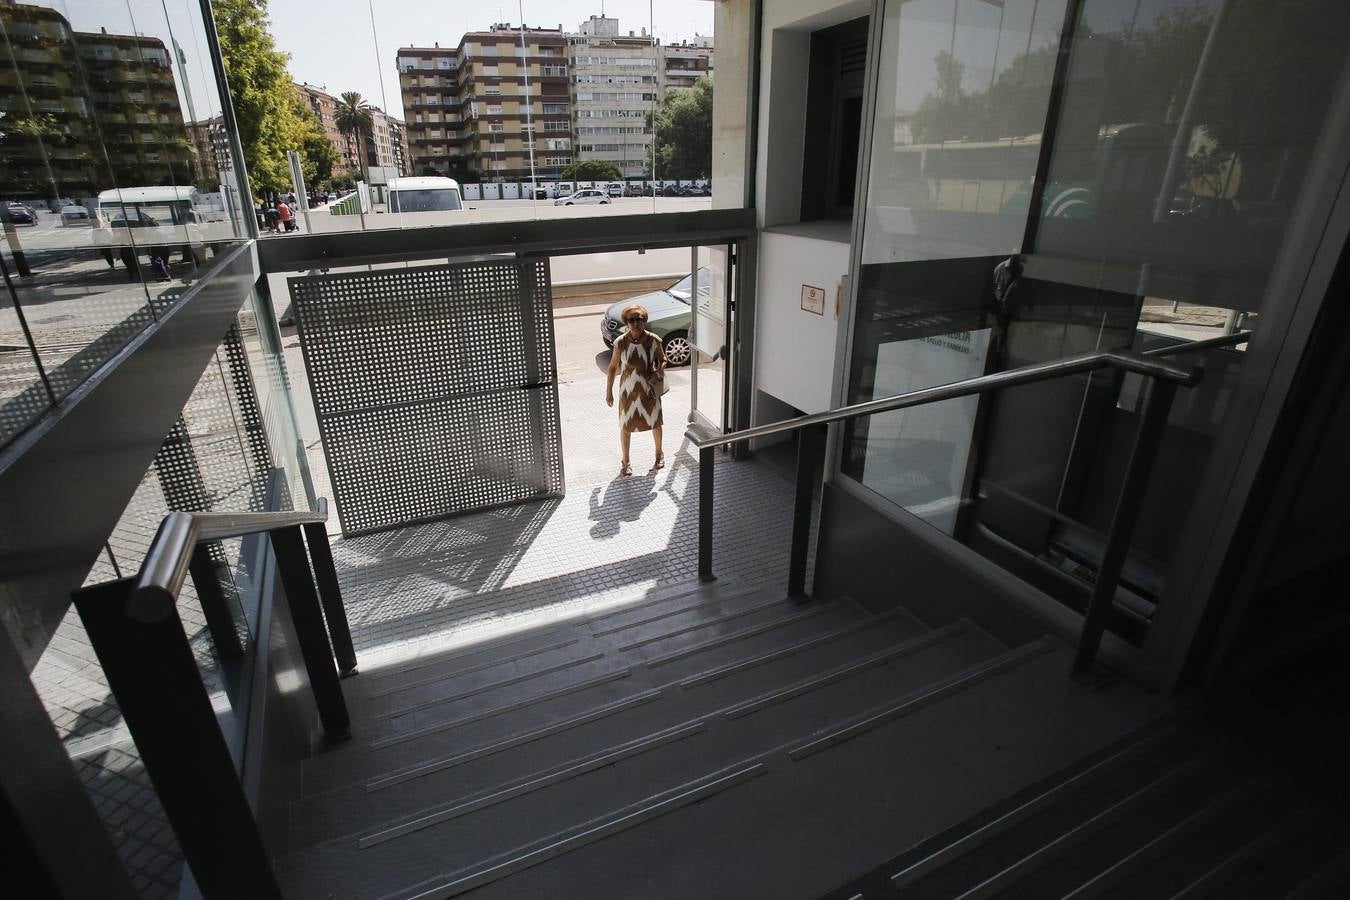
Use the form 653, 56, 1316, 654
554, 189, 610, 206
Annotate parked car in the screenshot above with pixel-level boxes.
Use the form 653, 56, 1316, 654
605, 182, 624, 198
3, 203, 35, 225
554, 189, 610, 206
60, 204, 91, 226
600, 267, 713, 367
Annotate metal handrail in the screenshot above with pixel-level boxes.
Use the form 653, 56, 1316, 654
1144, 329, 1251, 356
686, 349, 1201, 451
134, 498, 329, 619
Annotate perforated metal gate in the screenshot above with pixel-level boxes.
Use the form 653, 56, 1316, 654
288, 258, 563, 535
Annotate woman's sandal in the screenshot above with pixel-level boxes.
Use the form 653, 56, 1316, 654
654, 452, 665, 470
620, 461, 633, 477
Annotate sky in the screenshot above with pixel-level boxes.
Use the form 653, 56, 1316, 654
268, 0, 716, 119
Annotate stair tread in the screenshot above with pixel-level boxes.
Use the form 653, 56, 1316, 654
277, 636, 1165, 900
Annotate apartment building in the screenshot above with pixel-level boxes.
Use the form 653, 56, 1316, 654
363, 106, 407, 174
397, 25, 571, 182
387, 114, 411, 176
395, 43, 460, 177
293, 82, 358, 174
658, 36, 714, 94
0, 3, 198, 201
567, 16, 658, 178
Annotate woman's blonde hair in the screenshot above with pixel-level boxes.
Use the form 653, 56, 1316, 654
620, 303, 649, 323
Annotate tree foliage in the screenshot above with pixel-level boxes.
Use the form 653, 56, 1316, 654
649, 76, 712, 179
211, 0, 328, 194
560, 159, 622, 181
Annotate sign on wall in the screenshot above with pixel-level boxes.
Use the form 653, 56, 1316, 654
800, 284, 826, 316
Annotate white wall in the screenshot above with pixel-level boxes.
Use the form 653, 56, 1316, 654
755, 231, 851, 414
751, 0, 870, 418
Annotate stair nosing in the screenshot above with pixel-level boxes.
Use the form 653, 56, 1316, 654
366, 638, 582, 698
373, 652, 608, 721
615, 595, 797, 651
590, 584, 760, 636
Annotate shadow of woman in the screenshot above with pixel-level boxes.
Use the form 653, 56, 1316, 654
588, 475, 659, 539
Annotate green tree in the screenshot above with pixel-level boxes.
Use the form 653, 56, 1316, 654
560, 159, 622, 181
297, 102, 338, 187
648, 76, 712, 179
212, 0, 323, 194
334, 92, 374, 181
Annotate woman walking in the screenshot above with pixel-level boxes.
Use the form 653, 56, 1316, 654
606, 303, 667, 476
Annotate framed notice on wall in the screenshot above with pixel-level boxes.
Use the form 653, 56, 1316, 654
800, 284, 826, 316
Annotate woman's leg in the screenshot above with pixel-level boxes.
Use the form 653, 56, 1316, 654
652, 425, 663, 460
620, 429, 632, 466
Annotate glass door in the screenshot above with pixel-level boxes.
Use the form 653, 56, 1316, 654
689, 244, 732, 433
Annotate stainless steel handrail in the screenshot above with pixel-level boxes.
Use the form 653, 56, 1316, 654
1144, 329, 1251, 356
686, 349, 1201, 451
133, 498, 329, 620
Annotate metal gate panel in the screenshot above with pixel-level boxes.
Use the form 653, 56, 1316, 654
289, 258, 562, 535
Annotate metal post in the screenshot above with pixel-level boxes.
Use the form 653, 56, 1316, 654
788, 424, 824, 599
187, 545, 244, 660
698, 446, 715, 582
268, 527, 351, 738
73, 579, 284, 899
1072, 379, 1179, 679
302, 520, 358, 677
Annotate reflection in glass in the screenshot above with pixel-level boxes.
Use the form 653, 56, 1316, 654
0, 0, 247, 420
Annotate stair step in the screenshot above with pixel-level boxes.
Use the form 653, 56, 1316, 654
435, 637, 1141, 899
300, 601, 923, 795
287, 618, 998, 851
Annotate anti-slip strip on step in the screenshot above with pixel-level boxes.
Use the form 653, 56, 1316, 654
390, 762, 767, 899
366, 690, 664, 791
642, 604, 841, 669
590, 584, 760, 637
582, 580, 733, 626
676, 609, 904, 686
368, 638, 582, 699
615, 596, 796, 652
951, 755, 1212, 900
789, 636, 1057, 760
720, 621, 970, 721
1284, 848, 1350, 900
368, 626, 565, 682
891, 719, 1185, 888
369, 668, 636, 751
374, 653, 607, 721
358, 721, 708, 849
1060, 781, 1262, 900
1169, 810, 1315, 899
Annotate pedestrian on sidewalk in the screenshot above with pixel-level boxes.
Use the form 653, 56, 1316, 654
264, 202, 280, 233
277, 200, 296, 232
606, 302, 667, 477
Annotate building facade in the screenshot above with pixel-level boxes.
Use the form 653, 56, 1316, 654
567, 16, 658, 179
397, 25, 571, 183
0, 3, 197, 202
658, 37, 714, 94
293, 82, 357, 174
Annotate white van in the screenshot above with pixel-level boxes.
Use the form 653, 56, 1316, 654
386, 177, 464, 214
93, 186, 232, 260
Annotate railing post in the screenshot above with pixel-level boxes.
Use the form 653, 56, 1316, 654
1072, 378, 1179, 680
73, 579, 284, 899
187, 544, 244, 660
302, 519, 358, 677
698, 446, 715, 582
269, 526, 351, 738
788, 424, 825, 599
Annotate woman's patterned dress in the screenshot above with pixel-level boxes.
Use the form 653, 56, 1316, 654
614, 330, 666, 433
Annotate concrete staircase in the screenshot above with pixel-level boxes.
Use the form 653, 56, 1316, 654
275, 577, 1166, 899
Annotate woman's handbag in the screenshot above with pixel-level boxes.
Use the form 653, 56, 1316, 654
653, 371, 671, 396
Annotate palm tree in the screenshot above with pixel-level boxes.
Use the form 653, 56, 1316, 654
334, 91, 374, 181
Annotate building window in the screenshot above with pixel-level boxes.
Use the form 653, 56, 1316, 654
489, 123, 504, 132
543, 104, 567, 114
487, 104, 503, 115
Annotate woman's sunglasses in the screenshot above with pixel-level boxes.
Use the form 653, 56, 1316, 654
627, 316, 647, 323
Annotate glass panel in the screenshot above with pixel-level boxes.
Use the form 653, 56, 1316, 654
0, 0, 249, 415
256, 0, 726, 234
691, 244, 728, 428
966, 0, 1350, 628
0, 278, 53, 447
844, 0, 1065, 532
